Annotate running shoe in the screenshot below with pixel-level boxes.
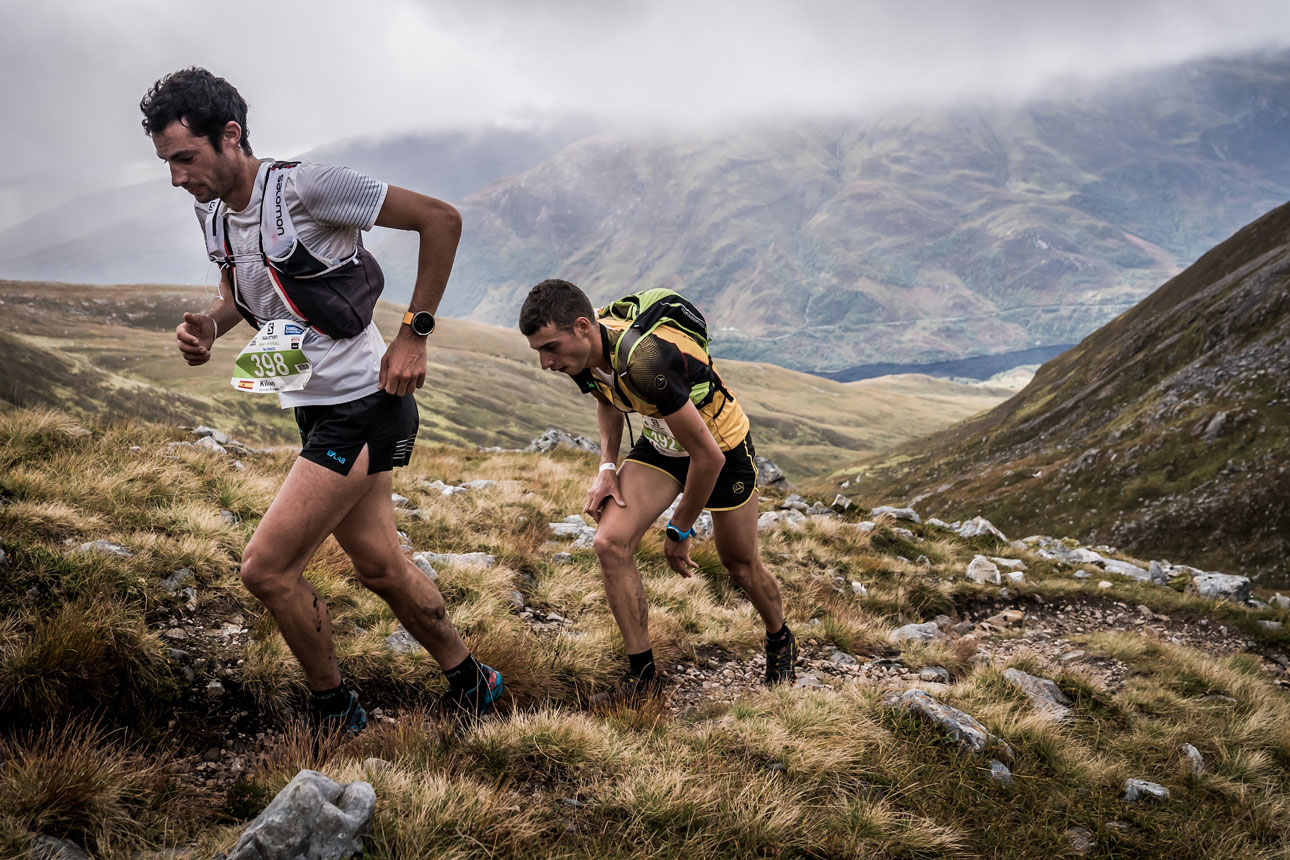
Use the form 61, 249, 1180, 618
764, 627, 798, 686
309, 687, 368, 737
589, 672, 665, 709
437, 663, 505, 721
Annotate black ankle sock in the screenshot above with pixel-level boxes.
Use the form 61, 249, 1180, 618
627, 649, 656, 682
766, 623, 791, 644
310, 682, 348, 711
445, 655, 483, 690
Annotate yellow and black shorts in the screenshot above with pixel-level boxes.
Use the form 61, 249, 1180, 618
624, 433, 759, 511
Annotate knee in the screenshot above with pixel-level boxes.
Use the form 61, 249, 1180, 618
593, 531, 635, 568
239, 546, 292, 602
353, 558, 409, 597
723, 559, 757, 587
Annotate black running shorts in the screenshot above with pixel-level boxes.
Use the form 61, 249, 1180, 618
294, 390, 418, 476
623, 432, 759, 511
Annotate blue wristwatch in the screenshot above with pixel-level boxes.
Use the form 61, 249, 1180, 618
665, 522, 696, 542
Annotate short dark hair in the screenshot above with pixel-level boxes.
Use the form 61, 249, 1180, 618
140, 67, 252, 156
519, 279, 597, 336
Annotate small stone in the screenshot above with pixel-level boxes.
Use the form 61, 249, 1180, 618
919, 666, 951, 684
231, 460, 246, 471
851, 580, 868, 597
206, 680, 225, 697
193, 425, 230, 444
163, 627, 189, 640
203, 747, 221, 763
1123, 779, 1170, 802
890, 622, 943, 644
871, 505, 921, 523
829, 648, 859, 667
1003, 668, 1072, 721
78, 539, 133, 558
988, 759, 1013, 786
1202, 694, 1237, 706
392, 493, 413, 509
219, 509, 240, 526
507, 590, 525, 610
965, 555, 1002, 585
1057, 650, 1086, 662
1270, 593, 1290, 611
1180, 743, 1205, 775
552, 552, 574, 563
957, 516, 1006, 541
1097, 580, 1113, 589
161, 568, 194, 595
385, 626, 424, 655
1257, 619, 1284, 632
793, 672, 826, 689
1065, 826, 1095, 854
31, 835, 91, 860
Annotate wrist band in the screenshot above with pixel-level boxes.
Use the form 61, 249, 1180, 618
599, 461, 618, 473
211, 318, 218, 342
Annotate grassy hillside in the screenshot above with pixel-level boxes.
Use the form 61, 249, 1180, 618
2, 408, 1289, 858
841, 200, 1290, 584
0, 280, 1010, 480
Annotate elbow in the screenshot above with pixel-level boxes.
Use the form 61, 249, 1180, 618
437, 202, 462, 239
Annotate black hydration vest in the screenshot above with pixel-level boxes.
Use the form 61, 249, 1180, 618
203, 161, 384, 339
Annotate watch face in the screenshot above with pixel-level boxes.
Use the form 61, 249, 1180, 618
411, 311, 436, 336
665, 525, 683, 542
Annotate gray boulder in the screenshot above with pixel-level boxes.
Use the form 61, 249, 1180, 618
228, 769, 376, 860
965, 555, 1002, 585
871, 505, 921, 524
385, 626, 423, 655
549, 515, 598, 548
1180, 743, 1205, 776
419, 551, 497, 569
31, 836, 90, 860
193, 435, 229, 455
1003, 668, 1072, 722
757, 509, 808, 531
193, 425, 231, 444
411, 553, 438, 581
1100, 558, 1149, 581
883, 689, 1014, 759
755, 456, 789, 489
527, 428, 598, 453
988, 760, 1014, 787
1187, 573, 1252, 603
957, 517, 1006, 541
161, 567, 194, 595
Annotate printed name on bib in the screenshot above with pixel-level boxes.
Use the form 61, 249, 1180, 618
231, 319, 313, 393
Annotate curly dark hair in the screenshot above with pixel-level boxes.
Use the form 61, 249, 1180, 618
519, 279, 597, 336
140, 67, 252, 156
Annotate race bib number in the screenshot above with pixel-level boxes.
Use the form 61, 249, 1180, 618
642, 416, 687, 457
230, 319, 312, 393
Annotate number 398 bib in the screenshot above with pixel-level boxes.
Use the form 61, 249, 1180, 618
230, 319, 313, 393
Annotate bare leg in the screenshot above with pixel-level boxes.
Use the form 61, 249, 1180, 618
330, 467, 469, 669
592, 462, 686, 654
240, 446, 387, 691
711, 492, 785, 633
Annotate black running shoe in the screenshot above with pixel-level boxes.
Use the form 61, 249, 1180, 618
437, 663, 504, 721
764, 627, 798, 686
309, 687, 368, 737
589, 672, 665, 709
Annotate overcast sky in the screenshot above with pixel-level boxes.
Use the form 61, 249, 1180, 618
2, 0, 1289, 228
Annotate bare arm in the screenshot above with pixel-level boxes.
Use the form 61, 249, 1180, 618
585, 396, 627, 522
373, 185, 462, 396
660, 402, 725, 576
175, 268, 243, 366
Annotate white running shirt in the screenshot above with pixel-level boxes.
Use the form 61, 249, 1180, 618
195, 160, 389, 408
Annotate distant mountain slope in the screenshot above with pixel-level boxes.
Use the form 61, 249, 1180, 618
5, 53, 1288, 373
0, 280, 1011, 480
423, 51, 1290, 371
846, 200, 1290, 583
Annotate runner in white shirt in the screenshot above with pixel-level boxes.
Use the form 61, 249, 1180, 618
141, 67, 502, 731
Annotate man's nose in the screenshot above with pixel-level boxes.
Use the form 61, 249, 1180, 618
169, 164, 186, 187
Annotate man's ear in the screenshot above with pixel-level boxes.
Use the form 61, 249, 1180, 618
573, 316, 594, 336
221, 121, 243, 153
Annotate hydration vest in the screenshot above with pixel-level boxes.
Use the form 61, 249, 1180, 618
203, 161, 384, 339
574, 288, 729, 414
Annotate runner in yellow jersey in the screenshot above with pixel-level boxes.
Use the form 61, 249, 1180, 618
520, 279, 797, 705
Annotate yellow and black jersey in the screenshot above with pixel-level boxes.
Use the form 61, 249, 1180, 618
572, 317, 749, 455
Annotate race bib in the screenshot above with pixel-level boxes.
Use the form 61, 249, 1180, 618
230, 319, 312, 393
642, 416, 687, 457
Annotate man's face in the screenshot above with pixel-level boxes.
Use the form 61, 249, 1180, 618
526, 319, 593, 375
152, 120, 238, 203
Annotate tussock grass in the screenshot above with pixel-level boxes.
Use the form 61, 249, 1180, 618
0, 720, 196, 857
